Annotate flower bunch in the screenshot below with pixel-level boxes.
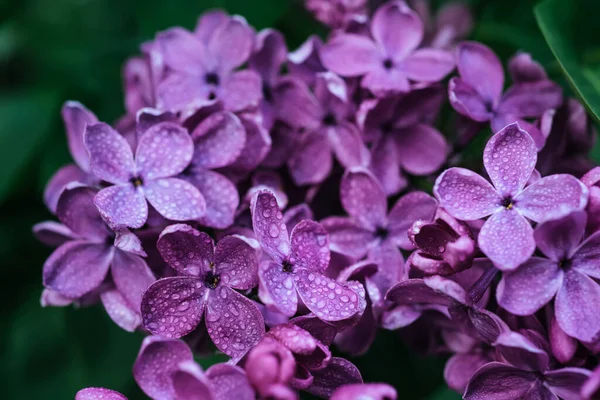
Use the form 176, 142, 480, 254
37, 1, 600, 399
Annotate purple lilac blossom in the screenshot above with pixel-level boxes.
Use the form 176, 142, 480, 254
141, 224, 264, 360
411, 0, 473, 49
251, 190, 363, 321
320, 1, 455, 96
305, 0, 368, 29
75, 387, 127, 400
330, 382, 397, 400
434, 123, 588, 270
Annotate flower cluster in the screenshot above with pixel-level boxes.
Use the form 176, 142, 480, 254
37, 1, 600, 399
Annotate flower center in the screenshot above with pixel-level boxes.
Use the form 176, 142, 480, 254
501, 197, 514, 210
262, 82, 273, 103
381, 121, 394, 134
282, 260, 294, 273
375, 226, 389, 240
558, 258, 572, 270
322, 113, 337, 126
130, 176, 144, 187
383, 58, 394, 70
203, 271, 220, 289
204, 72, 220, 86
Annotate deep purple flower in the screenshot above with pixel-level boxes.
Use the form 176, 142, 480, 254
133, 336, 255, 400
152, 16, 260, 117
76, 387, 127, 400
411, 0, 473, 49
305, 0, 367, 29
320, 1, 455, 95
85, 121, 205, 228
448, 41, 562, 148
497, 211, 600, 342
251, 190, 362, 320
464, 331, 590, 400
44, 102, 99, 213
330, 383, 397, 400
141, 224, 264, 359
434, 123, 588, 270
287, 35, 326, 87
408, 207, 476, 276
276, 72, 369, 185
322, 168, 438, 296
41, 186, 155, 331
508, 51, 549, 84
359, 86, 448, 195
444, 343, 494, 394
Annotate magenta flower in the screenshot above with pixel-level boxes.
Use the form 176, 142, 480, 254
320, 1, 455, 95
133, 336, 255, 400
465, 331, 590, 400
322, 168, 438, 295
449, 41, 562, 148
153, 16, 260, 117
251, 190, 362, 320
434, 123, 588, 270
141, 224, 264, 360
276, 72, 370, 185
331, 383, 397, 400
42, 186, 155, 331
76, 387, 127, 400
412, 0, 473, 49
85, 121, 205, 228
305, 0, 368, 29
287, 35, 326, 87
497, 211, 600, 342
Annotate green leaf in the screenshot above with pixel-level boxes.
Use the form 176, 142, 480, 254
427, 387, 462, 400
0, 90, 60, 202
535, 0, 600, 123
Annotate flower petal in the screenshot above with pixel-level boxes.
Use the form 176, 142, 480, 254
572, 230, 600, 279
258, 260, 298, 316
136, 122, 194, 179
295, 269, 361, 321
227, 115, 272, 172
369, 136, 407, 196
75, 387, 127, 400
220, 70, 262, 112
433, 167, 500, 220
62, 101, 98, 172
444, 352, 491, 394
394, 124, 449, 175
250, 28, 287, 82
361, 67, 410, 95
207, 16, 254, 71
144, 177, 206, 222
157, 27, 209, 74
33, 221, 76, 247
387, 191, 438, 249
290, 220, 331, 273
205, 286, 265, 361
43, 164, 89, 213
56, 186, 110, 241
100, 286, 142, 332
306, 357, 363, 399
533, 210, 586, 261
320, 34, 379, 76
508, 52, 548, 83
327, 122, 370, 169
273, 78, 321, 130
141, 276, 208, 338
478, 209, 535, 270
157, 224, 214, 276
111, 250, 155, 311
194, 9, 228, 43
448, 77, 493, 121
94, 185, 148, 229
205, 364, 255, 400
496, 257, 563, 315
215, 235, 259, 290
331, 383, 396, 400
155, 73, 210, 115
497, 81, 563, 118
85, 123, 135, 184
340, 168, 387, 231
320, 217, 374, 259
493, 331, 549, 372
545, 368, 592, 400
171, 361, 214, 400
133, 336, 194, 400
251, 190, 290, 263
456, 41, 504, 105
191, 111, 246, 169
515, 174, 588, 223
371, 1, 422, 60
483, 122, 537, 197
402, 48, 454, 82
288, 131, 333, 186
43, 241, 111, 298
555, 270, 600, 342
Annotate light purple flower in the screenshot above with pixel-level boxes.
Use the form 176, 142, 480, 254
85, 121, 205, 228
331, 383, 397, 400
75, 387, 127, 400
251, 190, 362, 321
322, 168, 438, 296
582, 365, 600, 400
287, 35, 326, 87
582, 166, 600, 233
153, 16, 261, 117
276, 72, 369, 185
448, 41, 562, 148
464, 331, 590, 400
320, 1, 454, 95
141, 224, 264, 360
497, 210, 600, 342
434, 123, 588, 270
41, 186, 155, 331
305, 0, 368, 29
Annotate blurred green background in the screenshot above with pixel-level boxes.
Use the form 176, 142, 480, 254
1, 0, 598, 398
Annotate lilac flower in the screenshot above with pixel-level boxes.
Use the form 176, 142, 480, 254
305, 0, 368, 29
360, 86, 449, 195
44, 101, 99, 213
444, 344, 494, 394
133, 336, 255, 400
320, 1, 455, 96
322, 168, 438, 296
408, 207, 476, 276
287, 36, 326, 87
276, 72, 369, 185
330, 383, 397, 400
251, 190, 362, 320
582, 366, 600, 400
464, 331, 591, 400
85, 121, 205, 228
448, 41, 562, 148
152, 17, 261, 117
123, 56, 155, 115
141, 224, 264, 360
75, 387, 127, 400
582, 167, 600, 233
508, 51, 549, 84
41, 186, 155, 331
497, 211, 600, 342
434, 123, 588, 270
411, 0, 473, 49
